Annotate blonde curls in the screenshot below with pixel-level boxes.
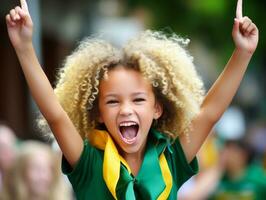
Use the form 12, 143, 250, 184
123, 30, 205, 138
38, 30, 205, 140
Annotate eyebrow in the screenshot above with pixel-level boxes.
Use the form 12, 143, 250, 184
104, 92, 148, 98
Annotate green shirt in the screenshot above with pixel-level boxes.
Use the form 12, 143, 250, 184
62, 129, 198, 199
209, 164, 266, 200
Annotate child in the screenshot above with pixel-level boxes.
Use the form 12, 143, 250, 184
0, 124, 17, 191
0, 141, 72, 200
6, 0, 258, 199
208, 139, 266, 200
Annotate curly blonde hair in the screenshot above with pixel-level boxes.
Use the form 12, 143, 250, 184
39, 30, 205, 140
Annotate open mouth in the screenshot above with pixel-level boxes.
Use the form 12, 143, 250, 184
119, 122, 139, 144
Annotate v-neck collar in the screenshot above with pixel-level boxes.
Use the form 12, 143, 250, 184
89, 128, 172, 200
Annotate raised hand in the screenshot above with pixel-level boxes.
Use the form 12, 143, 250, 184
232, 0, 259, 54
6, 0, 33, 50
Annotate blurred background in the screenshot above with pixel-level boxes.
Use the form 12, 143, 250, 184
0, 0, 266, 199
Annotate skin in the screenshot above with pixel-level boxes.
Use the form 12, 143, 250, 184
0, 126, 16, 175
6, 0, 258, 177
25, 150, 53, 200
220, 143, 248, 180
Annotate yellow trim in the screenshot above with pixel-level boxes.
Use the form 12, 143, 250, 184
89, 130, 130, 199
103, 135, 119, 199
157, 153, 173, 200
88, 130, 172, 199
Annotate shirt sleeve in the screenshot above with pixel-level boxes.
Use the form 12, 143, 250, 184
61, 140, 95, 189
166, 138, 198, 187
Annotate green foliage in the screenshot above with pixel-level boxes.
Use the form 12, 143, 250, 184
126, 0, 265, 68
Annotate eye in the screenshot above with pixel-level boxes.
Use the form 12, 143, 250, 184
106, 100, 119, 105
133, 98, 146, 103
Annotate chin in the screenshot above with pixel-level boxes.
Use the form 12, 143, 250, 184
120, 141, 145, 155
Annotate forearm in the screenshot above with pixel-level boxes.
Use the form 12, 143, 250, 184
201, 49, 253, 121
16, 44, 84, 166
7, 0, 84, 168
179, 0, 258, 163
16, 43, 64, 123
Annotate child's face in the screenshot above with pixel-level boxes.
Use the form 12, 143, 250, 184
0, 130, 16, 171
25, 150, 53, 197
98, 66, 162, 156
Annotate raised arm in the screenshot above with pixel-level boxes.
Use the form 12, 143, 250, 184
180, 0, 259, 162
6, 0, 83, 167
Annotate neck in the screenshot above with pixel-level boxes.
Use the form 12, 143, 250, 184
123, 153, 143, 176
121, 143, 147, 176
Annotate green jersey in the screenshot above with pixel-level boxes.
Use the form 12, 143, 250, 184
62, 129, 198, 199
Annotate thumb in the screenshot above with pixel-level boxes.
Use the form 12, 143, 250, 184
232, 18, 240, 37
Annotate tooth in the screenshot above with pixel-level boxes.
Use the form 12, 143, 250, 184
120, 122, 137, 127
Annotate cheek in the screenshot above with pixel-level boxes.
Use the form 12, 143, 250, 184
26, 165, 53, 185
98, 102, 111, 121
100, 106, 112, 119
25, 159, 54, 192
140, 103, 157, 116
0, 149, 15, 168
137, 107, 155, 124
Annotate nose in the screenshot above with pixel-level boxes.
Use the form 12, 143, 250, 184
119, 102, 133, 116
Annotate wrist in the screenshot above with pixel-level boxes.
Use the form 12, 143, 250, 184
234, 48, 254, 58
15, 42, 34, 55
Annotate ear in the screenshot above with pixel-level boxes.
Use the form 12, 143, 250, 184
154, 101, 163, 120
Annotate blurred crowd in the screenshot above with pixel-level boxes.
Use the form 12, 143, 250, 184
0, 123, 74, 200
178, 107, 266, 200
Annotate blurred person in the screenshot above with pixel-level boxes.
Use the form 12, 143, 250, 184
246, 120, 266, 160
5, 0, 259, 199
180, 138, 266, 200
51, 138, 76, 199
178, 131, 221, 200
215, 106, 246, 140
178, 166, 222, 200
208, 139, 266, 200
0, 140, 72, 200
0, 124, 17, 191
263, 152, 266, 171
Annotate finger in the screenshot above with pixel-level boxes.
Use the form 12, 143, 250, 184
241, 18, 252, 31
17, 7, 33, 28
246, 23, 257, 35
240, 16, 251, 23
6, 14, 16, 26
250, 25, 258, 36
15, 7, 22, 20
246, 25, 254, 35
20, 0, 29, 12
15, 6, 22, 13
236, 0, 243, 19
17, 8, 28, 18
10, 8, 21, 21
10, 9, 17, 21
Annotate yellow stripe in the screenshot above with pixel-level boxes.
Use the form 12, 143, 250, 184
103, 135, 119, 199
157, 153, 173, 200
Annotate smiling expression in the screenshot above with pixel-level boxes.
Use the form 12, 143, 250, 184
98, 66, 162, 157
